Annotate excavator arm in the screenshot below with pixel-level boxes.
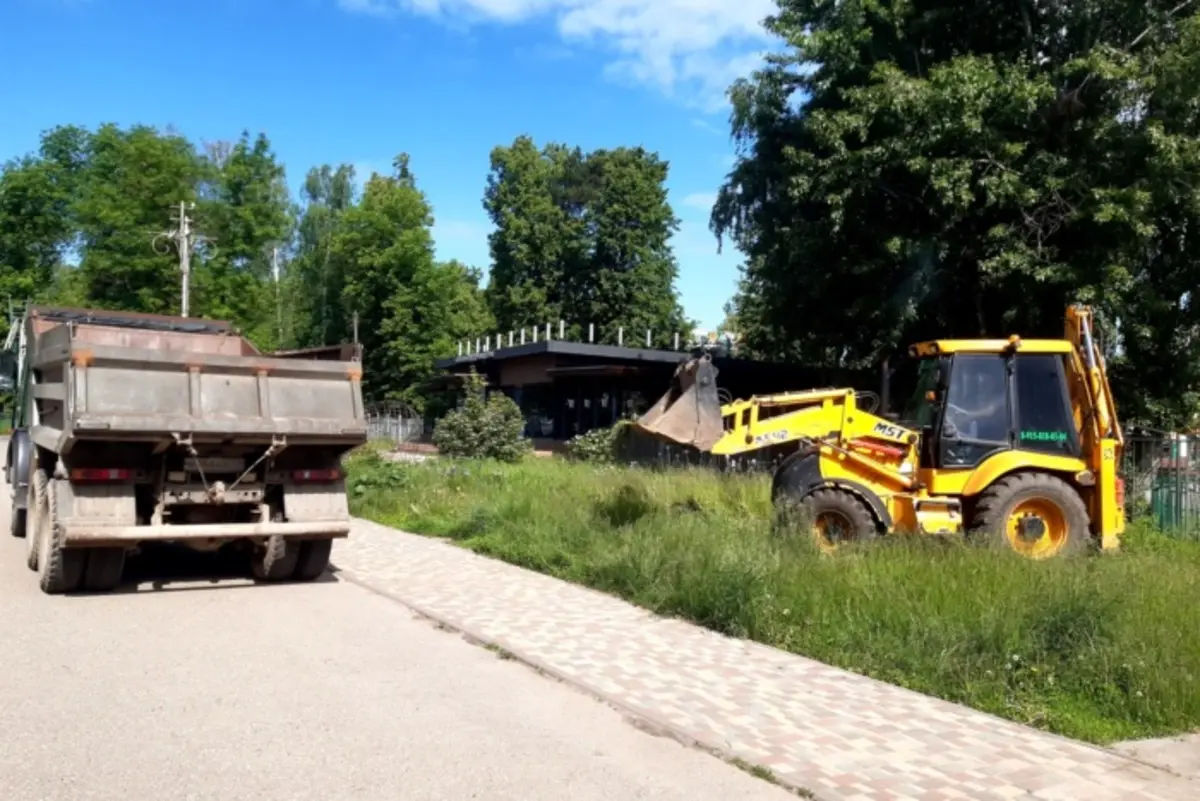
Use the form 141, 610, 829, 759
1063, 304, 1125, 544
633, 355, 920, 486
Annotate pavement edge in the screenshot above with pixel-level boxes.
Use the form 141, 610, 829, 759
332, 564, 824, 800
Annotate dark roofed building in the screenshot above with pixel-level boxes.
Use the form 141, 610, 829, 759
433, 340, 875, 441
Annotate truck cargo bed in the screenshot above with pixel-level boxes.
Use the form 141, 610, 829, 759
26, 312, 367, 453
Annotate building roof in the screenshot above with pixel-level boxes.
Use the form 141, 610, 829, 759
433, 339, 691, 370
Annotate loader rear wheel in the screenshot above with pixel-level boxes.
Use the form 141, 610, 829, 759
972, 472, 1089, 559
293, 538, 333, 581
802, 488, 879, 554
37, 475, 85, 594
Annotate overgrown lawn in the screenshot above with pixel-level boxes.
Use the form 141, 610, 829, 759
346, 448, 1200, 745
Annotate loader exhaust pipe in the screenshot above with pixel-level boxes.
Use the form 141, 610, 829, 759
633, 354, 725, 452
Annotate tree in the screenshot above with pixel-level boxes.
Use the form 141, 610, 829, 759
72, 124, 206, 314
332, 154, 490, 405
714, 0, 1200, 425
384, 258, 494, 413
288, 163, 358, 349
0, 126, 89, 323
484, 136, 690, 343
484, 137, 579, 330
193, 131, 292, 349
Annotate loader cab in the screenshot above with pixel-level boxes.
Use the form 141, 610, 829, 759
900, 341, 1081, 470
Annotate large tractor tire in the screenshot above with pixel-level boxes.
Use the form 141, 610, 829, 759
972, 472, 1090, 559
293, 538, 333, 581
36, 474, 85, 594
801, 488, 880, 553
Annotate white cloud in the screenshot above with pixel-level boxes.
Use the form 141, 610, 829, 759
680, 191, 716, 212
339, 0, 776, 109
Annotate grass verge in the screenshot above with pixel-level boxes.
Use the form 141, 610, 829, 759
346, 449, 1200, 745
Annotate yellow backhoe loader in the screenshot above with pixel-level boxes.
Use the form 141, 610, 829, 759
634, 304, 1124, 558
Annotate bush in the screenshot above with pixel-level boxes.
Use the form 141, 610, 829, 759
432, 370, 530, 462
347, 456, 1200, 745
343, 448, 411, 496
563, 420, 632, 463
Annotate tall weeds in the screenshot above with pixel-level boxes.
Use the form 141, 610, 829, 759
347, 450, 1200, 744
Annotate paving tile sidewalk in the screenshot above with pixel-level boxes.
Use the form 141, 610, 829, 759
333, 519, 1195, 801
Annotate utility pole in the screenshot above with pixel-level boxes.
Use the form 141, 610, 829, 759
272, 246, 283, 344
178, 202, 191, 317
153, 201, 210, 318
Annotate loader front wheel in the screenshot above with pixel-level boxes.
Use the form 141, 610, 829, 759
972, 472, 1089, 559
802, 488, 879, 554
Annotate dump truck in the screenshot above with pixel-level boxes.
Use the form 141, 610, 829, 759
3, 306, 368, 594
635, 304, 1124, 559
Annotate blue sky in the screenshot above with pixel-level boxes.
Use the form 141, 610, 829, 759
0, 0, 777, 330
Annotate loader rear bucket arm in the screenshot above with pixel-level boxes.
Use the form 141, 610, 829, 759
633, 355, 725, 452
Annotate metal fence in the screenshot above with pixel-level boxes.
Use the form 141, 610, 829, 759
1123, 434, 1200, 538
365, 401, 425, 444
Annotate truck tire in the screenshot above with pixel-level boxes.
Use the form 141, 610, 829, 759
10, 506, 26, 539
801, 487, 879, 553
293, 538, 333, 581
84, 548, 126, 592
25, 472, 43, 571
37, 476, 85, 594
252, 534, 299, 581
972, 472, 1090, 559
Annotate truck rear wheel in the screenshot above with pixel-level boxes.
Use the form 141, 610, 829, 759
37, 475, 85, 594
293, 538, 333, 581
84, 548, 126, 592
972, 472, 1090, 559
10, 506, 26, 539
25, 475, 42, 571
252, 535, 299, 581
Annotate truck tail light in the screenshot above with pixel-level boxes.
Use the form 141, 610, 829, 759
292, 469, 341, 483
70, 468, 133, 483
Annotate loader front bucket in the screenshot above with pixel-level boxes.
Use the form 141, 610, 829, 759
633, 355, 725, 452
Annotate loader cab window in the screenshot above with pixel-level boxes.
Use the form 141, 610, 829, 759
1014, 353, 1079, 457
939, 354, 1010, 468
900, 357, 941, 429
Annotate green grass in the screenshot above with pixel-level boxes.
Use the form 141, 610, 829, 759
346, 449, 1200, 745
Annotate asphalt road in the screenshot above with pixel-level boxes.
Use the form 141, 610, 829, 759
0, 447, 787, 801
